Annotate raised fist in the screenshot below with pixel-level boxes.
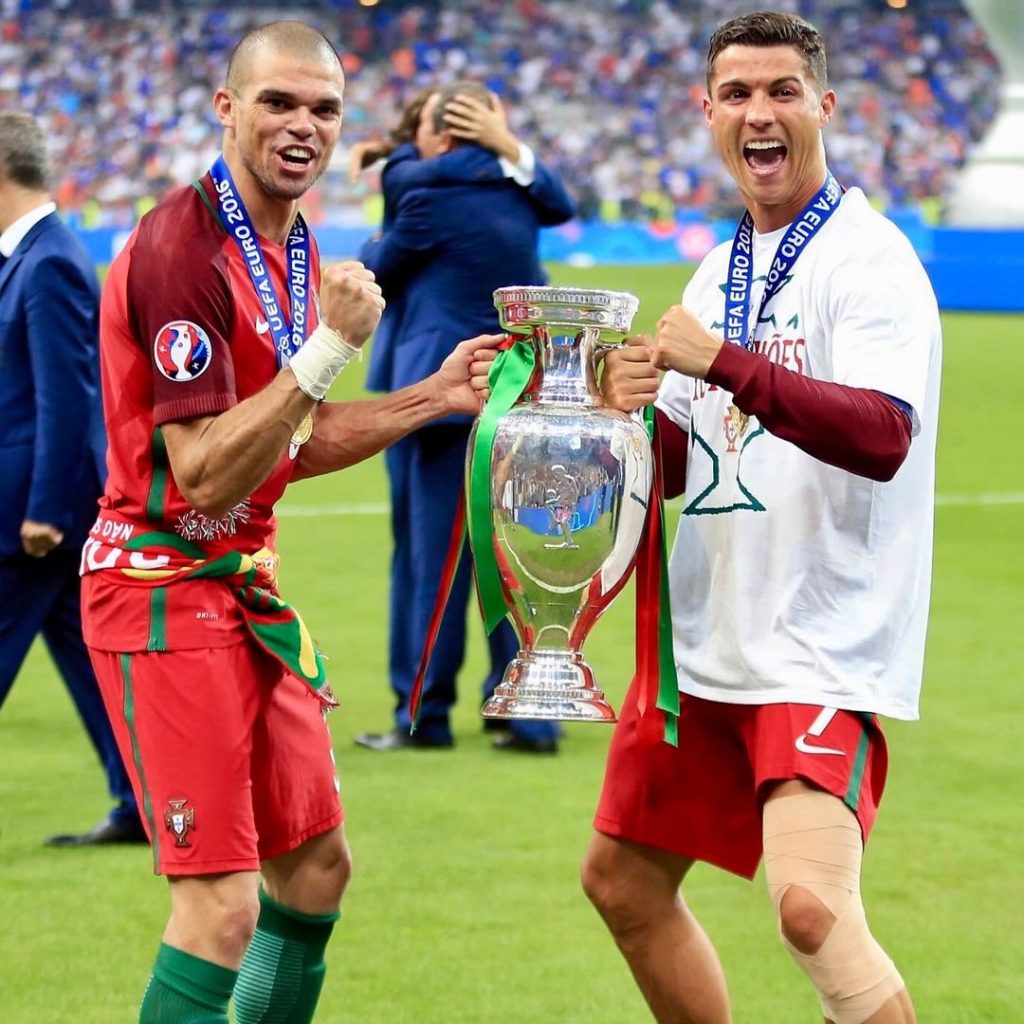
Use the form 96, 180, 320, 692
318, 260, 385, 348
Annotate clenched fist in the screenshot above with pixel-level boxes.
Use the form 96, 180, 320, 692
600, 334, 660, 412
652, 304, 723, 378
319, 260, 386, 349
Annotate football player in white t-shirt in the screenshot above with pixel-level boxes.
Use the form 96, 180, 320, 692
581, 12, 940, 1024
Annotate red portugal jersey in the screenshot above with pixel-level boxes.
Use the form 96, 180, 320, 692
84, 175, 322, 651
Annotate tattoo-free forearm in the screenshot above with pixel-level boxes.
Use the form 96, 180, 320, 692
163, 370, 315, 518
292, 380, 452, 480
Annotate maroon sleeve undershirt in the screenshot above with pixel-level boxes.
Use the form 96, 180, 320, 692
702, 343, 912, 482
654, 409, 690, 500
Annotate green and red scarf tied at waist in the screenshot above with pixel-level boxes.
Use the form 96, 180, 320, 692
411, 338, 679, 745
82, 521, 336, 710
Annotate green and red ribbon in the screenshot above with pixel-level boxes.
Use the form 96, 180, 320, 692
468, 338, 538, 633
409, 338, 680, 746
409, 337, 535, 730
408, 494, 468, 730
633, 407, 679, 746
84, 526, 336, 710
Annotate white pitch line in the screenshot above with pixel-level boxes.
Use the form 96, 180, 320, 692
278, 493, 1024, 518
935, 491, 1024, 507
277, 502, 390, 517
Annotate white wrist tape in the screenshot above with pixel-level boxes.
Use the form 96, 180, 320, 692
288, 323, 360, 401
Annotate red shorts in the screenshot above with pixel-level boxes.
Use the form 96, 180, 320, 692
594, 683, 889, 880
89, 641, 344, 876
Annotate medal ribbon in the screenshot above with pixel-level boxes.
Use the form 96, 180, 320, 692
208, 156, 312, 367
724, 172, 841, 350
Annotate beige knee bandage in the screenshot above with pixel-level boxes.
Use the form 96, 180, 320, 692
763, 790, 906, 1024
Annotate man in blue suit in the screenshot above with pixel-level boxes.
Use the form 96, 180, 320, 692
355, 83, 576, 753
0, 112, 143, 844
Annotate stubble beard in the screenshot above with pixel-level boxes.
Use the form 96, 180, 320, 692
249, 156, 323, 203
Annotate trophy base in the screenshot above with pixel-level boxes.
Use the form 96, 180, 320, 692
481, 650, 617, 723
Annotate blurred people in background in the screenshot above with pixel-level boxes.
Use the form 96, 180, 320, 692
0, 110, 144, 847
347, 84, 435, 199
0, 1, 1001, 229
353, 81, 574, 753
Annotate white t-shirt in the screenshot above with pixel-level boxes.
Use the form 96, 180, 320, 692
656, 188, 942, 720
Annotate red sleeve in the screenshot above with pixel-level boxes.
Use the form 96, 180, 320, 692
655, 407, 689, 500
127, 186, 238, 425
706, 343, 911, 482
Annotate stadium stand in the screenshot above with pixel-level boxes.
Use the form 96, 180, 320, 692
0, 0, 1002, 229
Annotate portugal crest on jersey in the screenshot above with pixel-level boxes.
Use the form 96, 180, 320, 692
163, 799, 195, 847
154, 320, 212, 382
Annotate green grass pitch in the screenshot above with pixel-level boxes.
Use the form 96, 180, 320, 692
1, 263, 1020, 1021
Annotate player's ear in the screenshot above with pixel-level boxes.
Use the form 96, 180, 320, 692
819, 89, 836, 126
213, 87, 236, 130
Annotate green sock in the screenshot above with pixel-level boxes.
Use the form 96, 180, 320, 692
233, 889, 340, 1023
139, 942, 237, 1023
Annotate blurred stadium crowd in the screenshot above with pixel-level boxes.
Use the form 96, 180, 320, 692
0, 0, 1002, 228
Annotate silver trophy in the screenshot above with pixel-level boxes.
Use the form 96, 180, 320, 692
470, 286, 653, 722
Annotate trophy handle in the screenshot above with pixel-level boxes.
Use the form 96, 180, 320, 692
593, 336, 629, 354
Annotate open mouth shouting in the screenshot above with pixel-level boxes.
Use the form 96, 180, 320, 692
278, 145, 316, 172
744, 139, 787, 176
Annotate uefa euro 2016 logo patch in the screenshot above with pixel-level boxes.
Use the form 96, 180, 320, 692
154, 320, 213, 382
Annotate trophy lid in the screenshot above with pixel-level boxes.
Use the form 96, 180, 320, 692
494, 286, 639, 337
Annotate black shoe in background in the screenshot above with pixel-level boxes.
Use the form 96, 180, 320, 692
45, 813, 149, 847
492, 733, 559, 755
482, 718, 512, 733
354, 728, 454, 751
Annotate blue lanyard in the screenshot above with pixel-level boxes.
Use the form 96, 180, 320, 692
724, 172, 842, 351
208, 156, 311, 368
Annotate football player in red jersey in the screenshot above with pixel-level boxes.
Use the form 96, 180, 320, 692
83, 21, 502, 1023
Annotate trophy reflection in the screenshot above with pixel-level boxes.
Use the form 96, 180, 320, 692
469, 286, 653, 722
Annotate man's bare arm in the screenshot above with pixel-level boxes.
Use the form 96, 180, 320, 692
292, 386, 445, 480
161, 372, 314, 518
162, 261, 383, 518
293, 334, 504, 480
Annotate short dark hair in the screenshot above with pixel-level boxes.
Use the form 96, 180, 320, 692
226, 20, 341, 93
0, 111, 51, 191
431, 80, 493, 134
707, 11, 828, 92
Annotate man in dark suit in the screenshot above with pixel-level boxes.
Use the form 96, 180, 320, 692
0, 111, 143, 844
355, 83, 576, 753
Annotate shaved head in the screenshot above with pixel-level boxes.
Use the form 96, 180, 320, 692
226, 20, 341, 93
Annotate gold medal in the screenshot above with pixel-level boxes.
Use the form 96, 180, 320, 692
726, 404, 749, 438
290, 412, 314, 448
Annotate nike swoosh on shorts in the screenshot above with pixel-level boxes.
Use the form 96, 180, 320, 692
794, 734, 845, 756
